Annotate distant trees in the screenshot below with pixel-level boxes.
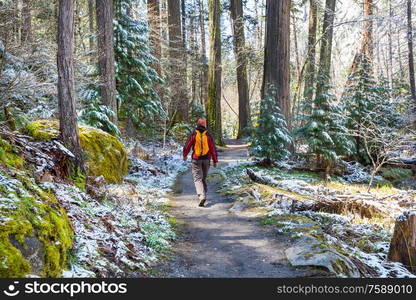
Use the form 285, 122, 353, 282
57, 0, 85, 173
168, 0, 188, 123
96, 0, 117, 122
148, 0, 162, 75
230, 0, 250, 138
206, 0, 223, 144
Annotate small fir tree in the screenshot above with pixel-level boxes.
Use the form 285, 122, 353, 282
296, 75, 353, 169
250, 86, 292, 165
114, 0, 165, 128
343, 58, 401, 162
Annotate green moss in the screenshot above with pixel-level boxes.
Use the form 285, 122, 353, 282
0, 138, 24, 169
0, 171, 73, 277
25, 120, 60, 141
25, 120, 128, 183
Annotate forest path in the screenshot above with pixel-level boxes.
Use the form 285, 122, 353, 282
153, 139, 314, 278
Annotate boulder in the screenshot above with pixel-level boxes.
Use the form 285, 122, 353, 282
0, 171, 73, 277
25, 120, 128, 183
285, 235, 361, 278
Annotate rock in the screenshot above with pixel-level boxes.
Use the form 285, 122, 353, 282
9, 236, 45, 274
93, 175, 106, 186
285, 236, 361, 278
229, 197, 249, 213
388, 210, 416, 273
25, 120, 128, 183
0, 171, 73, 277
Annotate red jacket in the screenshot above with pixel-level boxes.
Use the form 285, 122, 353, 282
183, 126, 218, 163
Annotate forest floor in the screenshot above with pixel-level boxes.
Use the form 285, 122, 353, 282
152, 140, 317, 278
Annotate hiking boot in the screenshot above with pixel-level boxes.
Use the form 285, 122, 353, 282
198, 199, 206, 207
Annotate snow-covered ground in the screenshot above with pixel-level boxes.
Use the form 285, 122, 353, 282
48, 139, 188, 278
218, 161, 416, 278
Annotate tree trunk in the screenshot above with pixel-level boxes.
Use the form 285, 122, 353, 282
57, 0, 85, 174
88, 0, 95, 60
96, 0, 118, 122
315, 0, 336, 99
388, 0, 393, 89
148, 0, 162, 75
21, 0, 32, 44
189, 1, 198, 104
198, 0, 208, 105
303, 0, 317, 102
230, 0, 250, 138
407, 0, 416, 107
206, 0, 223, 145
168, 0, 188, 123
388, 210, 416, 273
261, 0, 291, 128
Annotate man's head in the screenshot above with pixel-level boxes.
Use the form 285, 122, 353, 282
197, 117, 207, 128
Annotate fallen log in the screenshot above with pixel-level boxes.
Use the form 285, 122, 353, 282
388, 211, 416, 273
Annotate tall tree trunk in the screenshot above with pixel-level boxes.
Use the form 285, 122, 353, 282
12, 0, 20, 43
96, 0, 118, 122
189, 1, 198, 104
168, 0, 188, 122
181, 0, 188, 102
388, 0, 393, 88
57, 0, 85, 174
303, 0, 317, 102
88, 0, 95, 60
230, 0, 250, 138
315, 0, 336, 99
206, 0, 223, 145
261, 0, 291, 128
148, 0, 162, 75
198, 0, 208, 105
407, 0, 416, 106
21, 0, 32, 44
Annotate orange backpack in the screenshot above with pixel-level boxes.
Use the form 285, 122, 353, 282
194, 130, 209, 157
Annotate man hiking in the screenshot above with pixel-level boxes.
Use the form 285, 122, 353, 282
183, 117, 218, 207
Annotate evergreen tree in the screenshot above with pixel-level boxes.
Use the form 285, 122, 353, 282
114, 0, 164, 128
297, 75, 353, 169
250, 86, 292, 165
343, 58, 401, 162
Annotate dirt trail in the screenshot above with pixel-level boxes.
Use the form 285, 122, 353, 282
154, 140, 313, 278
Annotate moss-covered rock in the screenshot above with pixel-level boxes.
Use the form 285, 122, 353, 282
0, 171, 73, 277
25, 120, 128, 183
0, 138, 24, 169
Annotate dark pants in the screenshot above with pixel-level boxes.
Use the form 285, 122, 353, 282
191, 159, 210, 201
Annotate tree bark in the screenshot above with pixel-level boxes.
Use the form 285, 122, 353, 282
198, 0, 208, 105
261, 0, 291, 128
407, 0, 416, 106
303, 0, 317, 102
57, 0, 85, 173
96, 0, 118, 122
21, 0, 32, 44
148, 0, 162, 75
206, 0, 223, 145
388, 211, 416, 273
168, 0, 188, 122
189, 1, 198, 104
315, 0, 336, 99
88, 0, 95, 60
230, 0, 250, 138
